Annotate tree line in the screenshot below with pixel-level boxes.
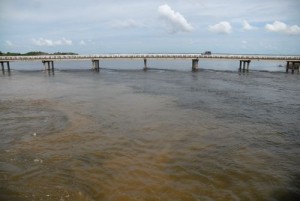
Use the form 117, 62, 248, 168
0, 51, 78, 56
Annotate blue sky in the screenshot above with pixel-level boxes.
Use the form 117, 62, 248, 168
0, 0, 299, 54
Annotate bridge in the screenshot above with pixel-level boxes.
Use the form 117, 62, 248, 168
1, 54, 300, 73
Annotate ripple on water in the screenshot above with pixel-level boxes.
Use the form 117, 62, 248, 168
0, 99, 69, 149
1, 70, 299, 201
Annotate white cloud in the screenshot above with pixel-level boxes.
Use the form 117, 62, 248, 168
59, 38, 72, 46
209, 21, 232, 34
158, 4, 194, 33
241, 40, 247, 49
111, 19, 144, 29
6, 40, 13, 47
79, 40, 86, 46
288, 25, 300, 35
265, 21, 287, 32
32, 38, 52, 46
32, 37, 73, 46
265, 21, 300, 35
243, 20, 256, 30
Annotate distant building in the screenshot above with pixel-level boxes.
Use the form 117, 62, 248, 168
204, 51, 212, 55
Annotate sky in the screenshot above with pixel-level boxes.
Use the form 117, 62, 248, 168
0, 0, 300, 54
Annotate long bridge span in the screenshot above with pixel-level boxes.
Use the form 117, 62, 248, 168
1, 54, 300, 73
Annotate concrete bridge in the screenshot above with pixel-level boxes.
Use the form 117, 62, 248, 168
1, 54, 300, 73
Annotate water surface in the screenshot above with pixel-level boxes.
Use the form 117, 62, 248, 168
0, 67, 299, 201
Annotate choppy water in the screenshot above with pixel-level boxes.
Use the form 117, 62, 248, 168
0, 64, 300, 200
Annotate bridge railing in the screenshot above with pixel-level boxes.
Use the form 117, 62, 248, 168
1, 54, 300, 61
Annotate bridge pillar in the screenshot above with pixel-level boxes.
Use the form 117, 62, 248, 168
239, 60, 251, 71
286, 61, 290, 73
92, 59, 100, 70
7, 61, 10, 71
1, 61, 11, 72
42, 60, 54, 70
143, 58, 147, 71
192, 59, 199, 71
1, 62, 4, 72
286, 61, 300, 74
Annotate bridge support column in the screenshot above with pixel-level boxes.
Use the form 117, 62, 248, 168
1, 62, 4, 72
286, 61, 290, 73
143, 58, 147, 71
92, 59, 100, 71
192, 59, 199, 71
1, 61, 11, 72
43, 61, 54, 71
239, 60, 251, 71
7, 61, 10, 71
286, 61, 300, 74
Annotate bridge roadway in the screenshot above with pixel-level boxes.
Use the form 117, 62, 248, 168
1, 54, 300, 61
1, 54, 300, 73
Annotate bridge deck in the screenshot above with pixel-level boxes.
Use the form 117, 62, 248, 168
1, 54, 300, 61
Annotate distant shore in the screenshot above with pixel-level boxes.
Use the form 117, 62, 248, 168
0, 51, 78, 56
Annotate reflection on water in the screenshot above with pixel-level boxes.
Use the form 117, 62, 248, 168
0, 70, 299, 201
46, 69, 55, 76
1, 69, 11, 76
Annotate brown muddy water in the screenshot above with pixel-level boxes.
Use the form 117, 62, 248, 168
0, 69, 300, 201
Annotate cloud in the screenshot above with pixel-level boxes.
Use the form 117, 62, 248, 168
6, 40, 13, 47
243, 20, 256, 30
265, 21, 300, 35
241, 40, 247, 49
32, 37, 73, 46
158, 4, 194, 33
209, 21, 232, 34
79, 40, 86, 46
111, 19, 144, 29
